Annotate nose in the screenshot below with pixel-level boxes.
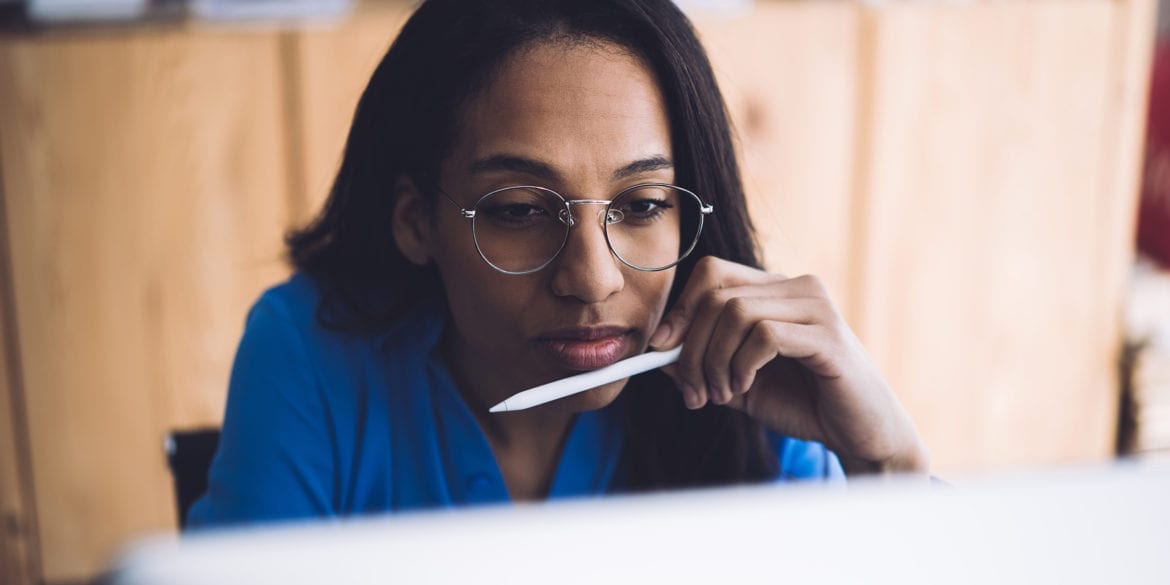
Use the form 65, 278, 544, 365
550, 205, 625, 303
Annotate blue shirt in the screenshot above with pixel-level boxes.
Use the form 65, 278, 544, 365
188, 274, 844, 528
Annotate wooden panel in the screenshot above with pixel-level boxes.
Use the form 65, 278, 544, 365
0, 30, 293, 581
287, 3, 417, 223
850, 0, 1155, 472
696, 2, 861, 315
0, 192, 38, 585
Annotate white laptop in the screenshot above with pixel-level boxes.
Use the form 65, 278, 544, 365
108, 462, 1170, 585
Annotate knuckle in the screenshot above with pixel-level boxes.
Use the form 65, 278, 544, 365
798, 274, 829, 296
699, 288, 726, 313
724, 296, 752, 323
810, 296, 837, 320
757, 321, 783, 346
694, 255, 721, 275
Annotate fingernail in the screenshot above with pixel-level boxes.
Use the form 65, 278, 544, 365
649, 321, 671, 348
682, 383, 698, 409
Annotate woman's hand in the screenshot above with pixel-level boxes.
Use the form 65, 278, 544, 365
649, 256, 930, 475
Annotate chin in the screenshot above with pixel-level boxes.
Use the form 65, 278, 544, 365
544, 378, 628, 413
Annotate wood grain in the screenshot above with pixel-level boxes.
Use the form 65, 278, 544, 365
849, 0, 1155, 471
285, 3, 416, 224
0, 31, 293, 581
0, 172, 38, 585
695, 2, 861, 316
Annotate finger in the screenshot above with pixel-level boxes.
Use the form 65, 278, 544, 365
651, 272, 833, 351
701, 295, 755, 404
647, 256, 771, 350
687, 289, 828, 404
678, 285, 772, 405
730, 320, 826, 394
658, 363, 702, 409
776, 274, 833, 302
678, 288, 725, 406
704, 297, 830, 398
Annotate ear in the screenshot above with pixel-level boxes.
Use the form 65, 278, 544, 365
391, 175, 434, 266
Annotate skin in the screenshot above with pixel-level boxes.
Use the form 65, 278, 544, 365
392, 40, 930, 499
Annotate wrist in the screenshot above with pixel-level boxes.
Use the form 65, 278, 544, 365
840, 440, 931, 477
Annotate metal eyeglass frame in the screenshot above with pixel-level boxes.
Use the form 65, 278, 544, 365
438, 182, 715, 275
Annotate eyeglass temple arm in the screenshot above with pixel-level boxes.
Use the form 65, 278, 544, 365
437, 187, 476, 220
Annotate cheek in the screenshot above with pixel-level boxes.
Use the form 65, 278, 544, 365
429, 225, 539, 337
657, 272, 676, 308
634, 270, 676, 327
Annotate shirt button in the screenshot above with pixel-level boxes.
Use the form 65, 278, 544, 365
467, 473, 493, 492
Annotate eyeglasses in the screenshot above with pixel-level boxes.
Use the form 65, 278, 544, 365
439, 183, 714, 275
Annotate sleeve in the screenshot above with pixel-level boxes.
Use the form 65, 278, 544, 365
185, 295, 336, 529
767, 431, 847, 483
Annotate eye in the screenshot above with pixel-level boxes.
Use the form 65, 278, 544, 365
619, 198, 673, 219
484, 203, 547, 219
478, 202, 558, 230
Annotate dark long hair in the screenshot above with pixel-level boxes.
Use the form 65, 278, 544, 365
287, 0, 780, 490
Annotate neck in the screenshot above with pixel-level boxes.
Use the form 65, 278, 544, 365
439, 327, 575, 499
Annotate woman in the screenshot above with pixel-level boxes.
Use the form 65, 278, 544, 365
188, 0, 928, 527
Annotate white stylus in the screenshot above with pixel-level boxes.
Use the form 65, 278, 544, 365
489, 346, 683, 413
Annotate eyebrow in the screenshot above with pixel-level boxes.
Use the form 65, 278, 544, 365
468, 154, 674, 182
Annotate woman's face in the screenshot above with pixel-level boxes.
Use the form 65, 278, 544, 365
424, 40, 677, 412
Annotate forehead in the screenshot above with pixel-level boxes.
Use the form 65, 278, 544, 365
452, 40, 672, 180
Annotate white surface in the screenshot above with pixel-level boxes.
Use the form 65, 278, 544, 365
191, 0, 351, 21
110, 463, 1170, 585
29, 0, 147, 22
490, 346, 683, 412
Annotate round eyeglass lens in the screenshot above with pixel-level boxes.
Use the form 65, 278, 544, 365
471, 187, 569, 274
606, 185, 704, 271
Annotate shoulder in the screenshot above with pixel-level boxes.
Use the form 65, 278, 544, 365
767, 432, 846, 482
242, 273, 388, 358
235, 273, 445, 404
246, 272, 324, 333
247, 272, 442, 352
229, 273, 388, 412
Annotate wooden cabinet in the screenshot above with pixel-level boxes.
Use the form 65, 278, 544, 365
0, 0, 1156, 582
0, 29, 297, 583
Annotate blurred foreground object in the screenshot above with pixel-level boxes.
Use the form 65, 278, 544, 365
109, 464, 1170, 585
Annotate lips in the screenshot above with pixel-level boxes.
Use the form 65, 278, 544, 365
537, 326, 633, 371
